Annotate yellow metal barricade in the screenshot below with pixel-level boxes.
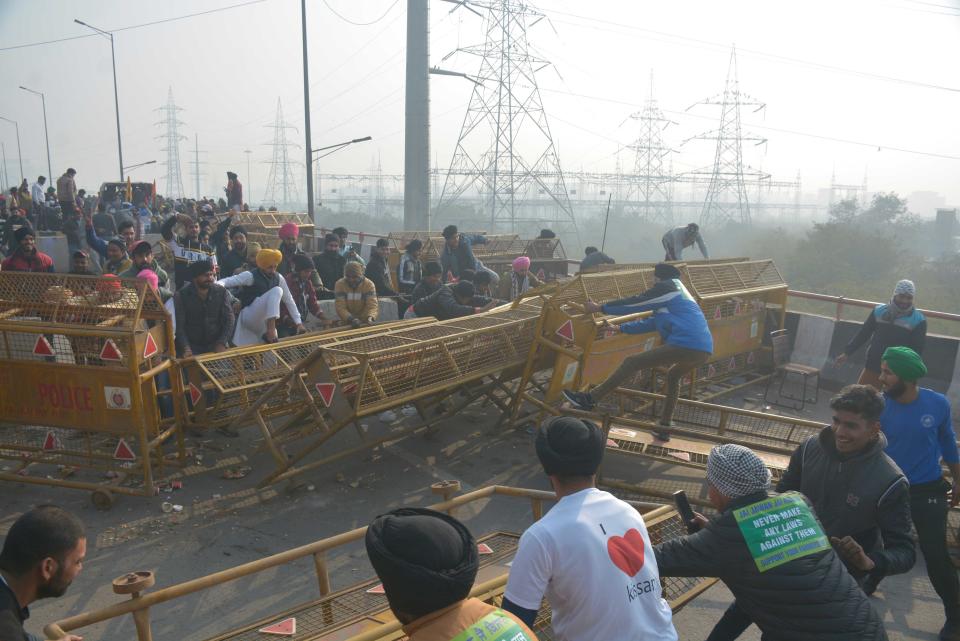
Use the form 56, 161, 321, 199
0, 273, 184, 507
43, 485, 713, 641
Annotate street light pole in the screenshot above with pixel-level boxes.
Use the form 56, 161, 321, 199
75, 19, 123, 181
18, 87, 52, 183
0, 116, 23, 180
300, 0, 315, 222
243, 149, 252, 205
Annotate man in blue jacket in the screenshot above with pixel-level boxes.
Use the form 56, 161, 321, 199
562, 263, 713, 440
878, 346, 960, 641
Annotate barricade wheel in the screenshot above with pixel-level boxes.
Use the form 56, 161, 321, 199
112, 571, 155, 595
91, 489, 115, 511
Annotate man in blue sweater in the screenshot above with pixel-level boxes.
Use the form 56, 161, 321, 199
563, 263, 713, 440
879, 346, 960, 641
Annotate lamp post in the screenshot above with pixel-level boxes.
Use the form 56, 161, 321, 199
243, 149, 252, 205
18, 87, 52, 183
0, 116, 24, 180
311, 136, 372, 208
123, 160, 156, 178
75, 19, 124, 181
300, 0, 315, 221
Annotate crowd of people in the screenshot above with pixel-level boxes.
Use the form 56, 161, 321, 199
2, 167, 958, 641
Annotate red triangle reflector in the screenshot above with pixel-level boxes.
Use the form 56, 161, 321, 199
113, 439, 137, 461
713, 306, 722, 320
555, 319, 575, 342
42, 431, 59, 451
142, 333, 159, 359
366, 584, 385, 594
536, 268, 546, 281
734, 302, 742, 315
258, 618, 296, 636
477, 543, 494, 555
747, 352, 756, 365
728, 357, 737, 369
188, 383, 202, 406
100, 339, 123, 361
707, 364, 717, 377
33, 335, 54, 356
315, 383, 336, 407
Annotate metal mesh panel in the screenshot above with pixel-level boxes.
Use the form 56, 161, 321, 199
0, 273, 163, 329
685, 260, 785, 298
0, 425, 148, 474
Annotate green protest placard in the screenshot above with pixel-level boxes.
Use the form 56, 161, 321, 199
733, 492, 830, 572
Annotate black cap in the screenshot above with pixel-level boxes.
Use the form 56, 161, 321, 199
535, 416, 605, 476
653, 263, 681, 280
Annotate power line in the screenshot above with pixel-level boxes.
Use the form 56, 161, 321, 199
0, 0, 270, 52
536, 87, 960, 161
319, 0, 402, 26
546, 8, 960, 94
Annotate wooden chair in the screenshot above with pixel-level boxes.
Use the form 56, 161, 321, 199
764, 329, 820, 411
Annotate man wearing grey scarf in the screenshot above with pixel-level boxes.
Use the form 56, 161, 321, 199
834, 279, 926, 390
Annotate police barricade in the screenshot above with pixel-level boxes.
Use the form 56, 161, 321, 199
480, 237, 577, 282
180, 319, 436, 432
0, 273, 183, 507
506, 260, 789, 428
43, 485, 714, 641
229, 300, 547, 487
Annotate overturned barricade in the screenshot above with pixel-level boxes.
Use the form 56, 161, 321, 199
506, 259, 788, 427
0, 273, 184, 507
43, 484, 714, 641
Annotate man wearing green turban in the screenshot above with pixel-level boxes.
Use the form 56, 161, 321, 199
879, 346, 960, 640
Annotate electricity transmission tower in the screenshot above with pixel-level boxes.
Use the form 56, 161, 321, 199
188, 134, 208, 199
262, 98, 301, 210
155, 87, 186, 200
626, 71, 676, 226
436, 0, 577, 237
685, 47, 767, 227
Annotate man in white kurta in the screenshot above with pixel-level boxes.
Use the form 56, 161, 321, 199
216, 248, 305, 345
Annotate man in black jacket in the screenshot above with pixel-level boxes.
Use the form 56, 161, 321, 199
313, 233, 347, 300
655, 443, 888, 641
161, 213, 218, 289
367, 238, 399, 297
409, 261, 443, 306
173, 260, 235, 357
707, 385, 915, 640
411, 281, 494, 320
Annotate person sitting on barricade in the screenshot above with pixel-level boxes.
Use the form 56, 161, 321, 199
214, 223, 249, 277
334, 261, 378, 328
1, 227, 55, 273
409, 261, 443, 307
118, 240, 170, 288
366, 508, 538, 641
654, 443, 888, 641
216, 248, 305, 345
280, 254, 325, 336
174, 260, 235, 357
502, 416, 678, 641
0, 506, 86, 641
161, 213, 218, 289
397, 239, 423, 295
313, 233, 346, 300
407, 281, 495, 321
497, 256, 542, 300
707, 385, 915, 641
562, 263, 713, 441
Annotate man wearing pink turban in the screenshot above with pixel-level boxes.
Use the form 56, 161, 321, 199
497, 256, 543, 300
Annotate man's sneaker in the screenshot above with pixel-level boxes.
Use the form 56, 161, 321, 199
654, 422, 672, 442
562, 389, 595, 411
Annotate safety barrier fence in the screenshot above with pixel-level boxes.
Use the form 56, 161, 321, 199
43, 484, 714, 641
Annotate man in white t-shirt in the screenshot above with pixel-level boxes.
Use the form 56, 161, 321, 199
502, 416, 678, 641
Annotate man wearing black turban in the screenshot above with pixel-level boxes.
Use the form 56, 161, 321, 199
502, 417, 677, 641
562, 263, 713, 441
365, 508, 537, 640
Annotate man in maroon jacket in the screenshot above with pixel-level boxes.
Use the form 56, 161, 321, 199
1, 227, 55, 273
280, 254, 325, 336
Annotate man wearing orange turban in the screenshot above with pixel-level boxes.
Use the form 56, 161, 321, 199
217, 248, 305, 344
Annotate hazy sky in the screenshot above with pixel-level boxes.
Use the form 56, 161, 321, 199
0, 0, 957, 210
